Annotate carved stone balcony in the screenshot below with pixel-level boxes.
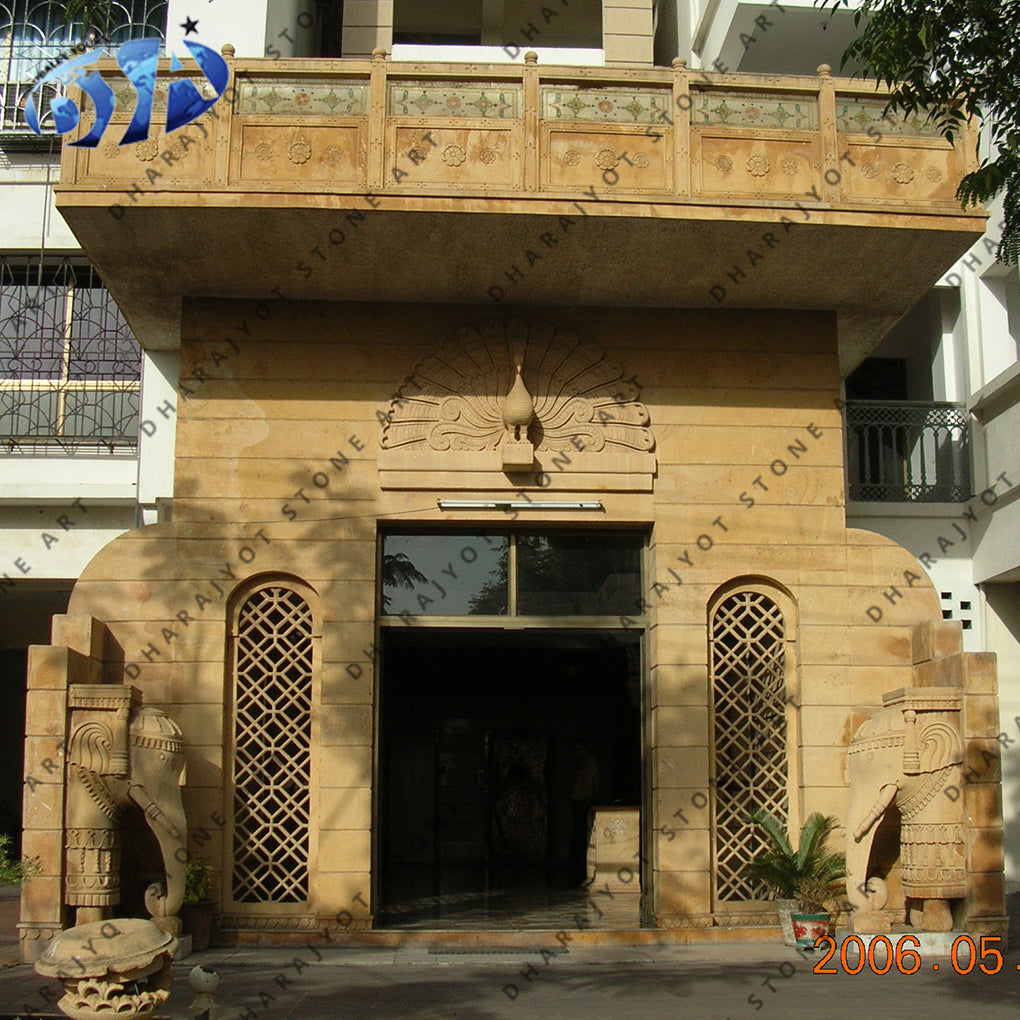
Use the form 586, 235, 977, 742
54, 52, 986, 366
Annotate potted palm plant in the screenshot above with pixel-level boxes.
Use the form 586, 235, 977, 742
178, 857, 216, 952
743, 809, 846, 947
791, 876, 842, 947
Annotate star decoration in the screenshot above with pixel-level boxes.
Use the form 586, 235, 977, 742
181, 16, 199, 35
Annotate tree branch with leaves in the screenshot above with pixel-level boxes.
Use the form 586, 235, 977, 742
820, 0, 1020, 263
51, 0, 113, 46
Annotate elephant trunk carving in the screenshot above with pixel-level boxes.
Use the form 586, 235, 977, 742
65, 687, 187, 932
845, 688, 966, 934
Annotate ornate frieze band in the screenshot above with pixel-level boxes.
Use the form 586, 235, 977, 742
388, 84, 519, 118
541, 87, 671, 124
692, 92, 817, 131
237, 80, 368, 116
835, 99, 945, 138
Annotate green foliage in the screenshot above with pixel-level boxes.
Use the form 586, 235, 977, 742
743, 809, 846, 900
0, 834, 40, 885
794, 876, 844, 914
818, 0, 1020, 263
184, 857, 212, 903
380, 552, 429, 609
50, 0, 113, 42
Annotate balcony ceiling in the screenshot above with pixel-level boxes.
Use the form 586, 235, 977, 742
59, 196, 982, 375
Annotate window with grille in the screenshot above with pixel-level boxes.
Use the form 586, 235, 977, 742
711, 589, 789, 903
0, 257, 142, 451
231, 585, 314, 905
0, 1, 168, 134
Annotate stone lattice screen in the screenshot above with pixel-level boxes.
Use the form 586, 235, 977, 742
231, 585, 314, 904
711, 590, 789, 903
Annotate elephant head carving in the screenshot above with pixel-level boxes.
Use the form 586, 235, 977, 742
845, 687, 965, 933
65, 686, 187, 932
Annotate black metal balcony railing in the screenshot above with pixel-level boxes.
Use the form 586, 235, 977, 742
0, 257, 142, 453
845, 401, 971, 503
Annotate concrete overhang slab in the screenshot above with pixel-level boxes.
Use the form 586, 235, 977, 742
57, 195, 983, 374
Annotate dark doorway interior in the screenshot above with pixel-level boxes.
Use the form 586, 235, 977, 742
0, 650, 27, 850
379, 629, 641, 927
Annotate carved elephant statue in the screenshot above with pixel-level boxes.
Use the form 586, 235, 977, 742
65, 686, 187, 933
845, 689, 966, 933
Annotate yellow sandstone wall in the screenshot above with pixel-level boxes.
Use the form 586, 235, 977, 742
56, 299, 975, 933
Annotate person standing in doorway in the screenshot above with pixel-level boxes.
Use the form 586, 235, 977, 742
569, 739, 600, 887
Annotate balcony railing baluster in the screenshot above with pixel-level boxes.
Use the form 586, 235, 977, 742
845, 400, 971, 503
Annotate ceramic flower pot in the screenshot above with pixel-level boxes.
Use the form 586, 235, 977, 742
790, 912, 833, 948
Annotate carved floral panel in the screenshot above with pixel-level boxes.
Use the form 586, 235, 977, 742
541, 87, 672, 125
387, 126, 516, 187
696, 135, 820, 197
236, 80, 369, 116
387, 84, 520, 119
237, 125, 366, 184
81, 117, 217, 182
835, 99, 945, 138
842, 143, 958, 203
691, 92, 818, 131
543, 130, 667, 192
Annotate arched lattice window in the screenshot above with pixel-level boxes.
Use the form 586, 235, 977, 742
231, 584, 314, 904
711, 589, 789, 903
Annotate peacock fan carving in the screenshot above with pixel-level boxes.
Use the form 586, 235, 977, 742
380, 320, 654, 469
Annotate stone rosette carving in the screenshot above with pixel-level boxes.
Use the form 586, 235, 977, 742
324, 145, 344, 165
288, 140, 312, 165
891, 161, 915, 184
926, 165, 944, 182
632, 152, 650, 168
595, 148, 618, 171
380, 320, 654, 457
101, 142, 120, 160
134, 139, 158, 162
442, 144, 467, 167
781, 158, 798, 176
254, 142, 274, 162
479, 147, 497, 164
746, 153, 770, 177
862, 162, 879, 179
562, 150, 582, 166
714, 154, 733, 174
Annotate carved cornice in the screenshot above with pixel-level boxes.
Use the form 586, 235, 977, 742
882, 687, 962, 711
68, 685, 139, 710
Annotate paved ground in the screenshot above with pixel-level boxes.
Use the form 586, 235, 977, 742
1, 936, 1018, 1019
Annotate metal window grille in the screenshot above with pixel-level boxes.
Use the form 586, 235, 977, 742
0, 257, 141, 451
711, 590, 788, 903
845, 401, 971, 503
231, 586, 314, 904
0, 0, 167, 133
